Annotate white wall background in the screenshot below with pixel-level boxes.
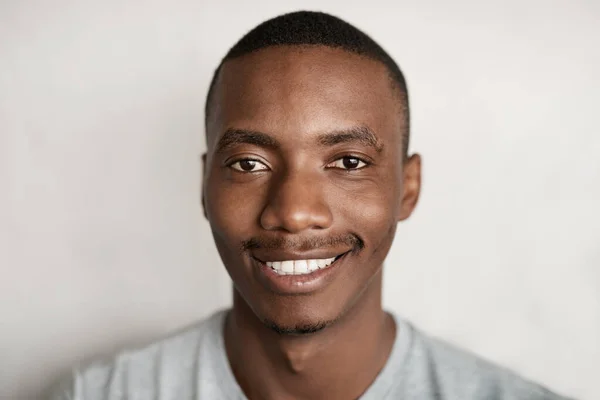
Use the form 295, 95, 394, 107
0, 0, 598, 399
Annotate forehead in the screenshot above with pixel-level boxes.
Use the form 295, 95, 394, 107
207, 45, 404, 149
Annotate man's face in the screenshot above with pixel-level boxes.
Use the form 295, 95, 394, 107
203, 46, 420, 333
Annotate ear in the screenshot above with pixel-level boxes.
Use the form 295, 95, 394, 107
398, 154, 422, 221
201, 153, 208, 219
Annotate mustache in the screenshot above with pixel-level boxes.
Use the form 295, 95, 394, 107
242, 234, 364, 253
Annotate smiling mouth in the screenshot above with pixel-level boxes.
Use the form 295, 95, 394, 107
257, 252, 348, 276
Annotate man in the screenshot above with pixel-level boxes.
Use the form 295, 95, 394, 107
51, 11, 572, 400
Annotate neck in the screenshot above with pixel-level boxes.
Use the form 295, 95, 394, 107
224, 272, 395, 400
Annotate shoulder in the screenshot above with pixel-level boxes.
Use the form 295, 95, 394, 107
397, 317, 572, 400
47, 310, 227, 400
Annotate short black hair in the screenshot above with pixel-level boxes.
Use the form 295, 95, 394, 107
205, 10, 410, 154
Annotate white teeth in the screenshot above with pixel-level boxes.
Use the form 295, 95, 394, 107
294, 260, 308, 274
268, 261, 281, 270
265, 257, 338, 275
281, 261, 294, 274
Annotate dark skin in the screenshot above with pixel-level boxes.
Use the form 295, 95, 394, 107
202, 45, 421, 399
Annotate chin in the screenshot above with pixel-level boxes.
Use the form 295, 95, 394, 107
262, 318, 335, 336
262, 317, 331, 335
255, 298, 344, 336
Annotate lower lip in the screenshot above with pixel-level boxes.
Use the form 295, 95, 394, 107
252, 253, 348, 295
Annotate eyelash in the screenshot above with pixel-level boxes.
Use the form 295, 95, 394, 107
228, 158, 270, 172
326, 155, 370, 171
227, 155, 371, 173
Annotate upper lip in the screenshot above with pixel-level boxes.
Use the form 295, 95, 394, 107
251, 249, 351, 263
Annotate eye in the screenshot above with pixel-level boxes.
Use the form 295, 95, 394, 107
229, 159, 269, 172
327, 156, 368, 170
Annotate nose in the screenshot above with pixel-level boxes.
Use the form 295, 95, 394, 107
260, 171, 333, 233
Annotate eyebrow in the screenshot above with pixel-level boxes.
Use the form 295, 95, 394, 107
318, 126, 384, 153
214, 125, 383, 154
215, 129, 280, 154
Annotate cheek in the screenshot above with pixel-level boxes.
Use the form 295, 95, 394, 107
339, 178, 400, 230
333, 178, 400, 261
205, 174, 268, 284
205, 173, 267, 240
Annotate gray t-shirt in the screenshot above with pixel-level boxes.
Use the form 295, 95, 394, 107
50, 310, 572, 400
